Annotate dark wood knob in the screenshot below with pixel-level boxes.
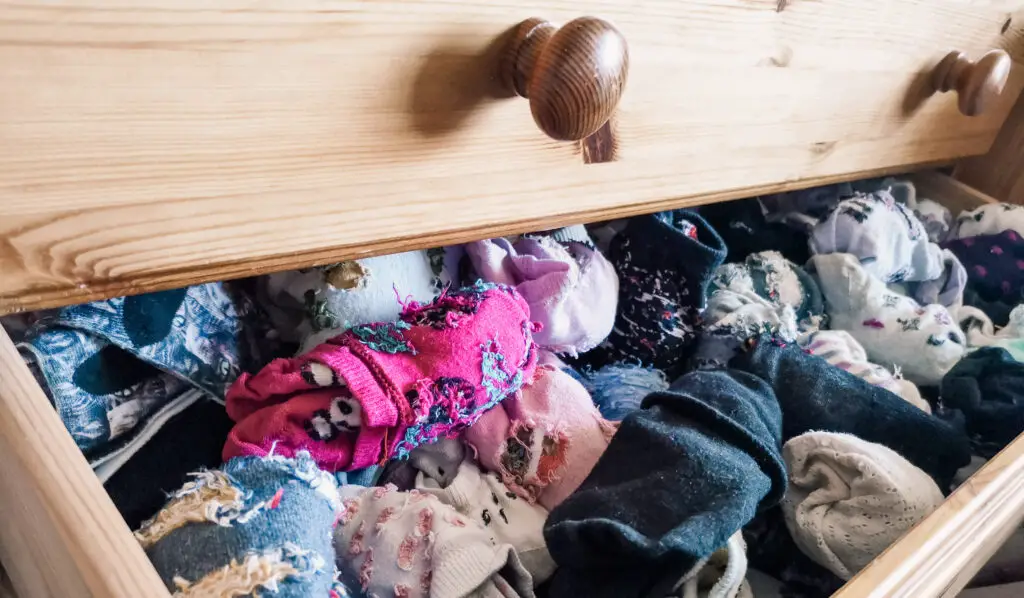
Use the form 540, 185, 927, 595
931, 49, 1012, 116
500, 17, 628, 141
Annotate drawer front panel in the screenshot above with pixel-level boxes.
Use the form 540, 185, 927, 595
1, 0, 1023, 311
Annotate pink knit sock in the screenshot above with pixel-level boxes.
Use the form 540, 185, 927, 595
464, 363, 616, 509
224, 281, 540, 471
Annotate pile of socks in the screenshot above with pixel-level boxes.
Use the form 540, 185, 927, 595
15, 174, 1024, 598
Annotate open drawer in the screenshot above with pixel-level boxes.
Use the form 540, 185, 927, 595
3, 1, 1024, 597
2, 171, 1024, 598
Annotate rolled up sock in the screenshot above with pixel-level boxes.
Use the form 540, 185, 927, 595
955, 203, 1024, 239
941, 346, 1024, 457
810, 191, 965, 308
464, 365, 614, 510
942, 231, 1024, 326
543, 369, 785, 598
726, 335, 971, 489
575, 363, 670, 421
224, 281, 539, 471
416, 459, 557, 584
711, 250, 824, 326
781, 432, 944, 580
137, 451, 350, 598
578, 210, 726, 378
810, 252, 965, 386
465, 228, 618, 357
796, 329, 929, 412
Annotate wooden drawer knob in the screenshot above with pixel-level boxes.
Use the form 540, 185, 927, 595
501, 17, 629, 141
931, 49, 1012, 116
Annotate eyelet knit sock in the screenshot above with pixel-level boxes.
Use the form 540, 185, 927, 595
781, 432, 944, 580
334, 484, 537, 598
416, 459, 556, 584
941, 346, 1024, 457
576, 210, 726, 378
810, 190, 965, 308
710, 250, 824, 327
810, 253, 966, 386
796, 329, 929, 412
942, 230, 1024, 326
465, 225, 619, 357
224, 281, 539, 471
725, 334, 971, 489
138, 451, 350, 598
955, 202, 1024, 239
543, 369, 786, 598
464, 365, 614, 510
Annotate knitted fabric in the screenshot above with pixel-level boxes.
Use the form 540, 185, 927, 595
958, 305, 1024, 362
543, 369, 786, 598
259, 250, 440, 354
224, 281, 539, 471
725, 335, 971, 489
942, 230, 1024, 326
575, 363, 670, 421
139, 451, 350, 598
334, 484, 536, 598
18, 282, 279, 464
941, 347, 1024, 457
914, 198, 955, 243
955, 202, 1024, 239
781, 432, 944, 580
796, 330, 929, 412
810, 253, 966, 386
378, 437, 466, 490
464, 365, 614, 510
416, 460, 557, 584
465, 226, 618, 357
578, 210, 727, 378
810, 190, 966, 308
710, 251, 824, 326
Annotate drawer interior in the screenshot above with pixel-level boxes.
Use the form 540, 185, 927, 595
3, 171, 1024, 598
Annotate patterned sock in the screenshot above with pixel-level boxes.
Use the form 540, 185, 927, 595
223, 281, 539, 471
577, 210, 726, 378
810, 253, 966, 385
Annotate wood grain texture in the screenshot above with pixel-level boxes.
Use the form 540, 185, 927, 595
834, 432, 1024, 598
2, 0, 1024, 314
508, 17, 628, 141
0, 327, 168, 598
956, 88, 1024, 203
932, 50, 1012, 116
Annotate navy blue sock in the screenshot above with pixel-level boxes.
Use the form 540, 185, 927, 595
577, 210, 726, 378
942, 347, 1024, 457
544, 368, 784, 598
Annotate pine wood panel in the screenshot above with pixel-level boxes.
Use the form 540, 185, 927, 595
956, 91, 1024, 204
1, 0, 1024, 312
0, 327, 168, 597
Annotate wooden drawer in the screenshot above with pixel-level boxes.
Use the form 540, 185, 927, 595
4, 2, 1024, 598
2, 173, 1024, 598
1, 0, 1024, 314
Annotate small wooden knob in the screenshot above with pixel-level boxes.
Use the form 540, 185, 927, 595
931, 49, 1012, 116
500, 17, 629, 141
